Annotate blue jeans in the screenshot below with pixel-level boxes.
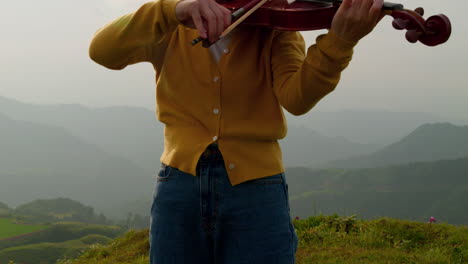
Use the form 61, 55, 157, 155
149, 144, 298, 264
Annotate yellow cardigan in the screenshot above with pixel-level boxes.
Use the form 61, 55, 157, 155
89, 0, 357, 186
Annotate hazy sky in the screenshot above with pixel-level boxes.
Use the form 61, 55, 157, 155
1, 0, 466, 122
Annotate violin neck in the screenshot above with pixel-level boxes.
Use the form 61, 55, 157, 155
373, 1, 404, 11
301, 0, 404, 11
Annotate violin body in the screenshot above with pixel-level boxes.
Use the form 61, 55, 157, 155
221, 0, 338, 31
216, 0, 452, 46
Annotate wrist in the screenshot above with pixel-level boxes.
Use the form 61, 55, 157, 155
327, 29, 359, 49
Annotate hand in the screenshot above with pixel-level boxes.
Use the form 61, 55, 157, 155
330, 0, 385, 43
176, 0, 232, 43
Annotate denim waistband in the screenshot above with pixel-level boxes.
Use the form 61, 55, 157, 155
199, 143, 224, 162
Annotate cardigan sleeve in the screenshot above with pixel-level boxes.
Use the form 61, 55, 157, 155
89, 0, 181, 70
271, 30, 358, 116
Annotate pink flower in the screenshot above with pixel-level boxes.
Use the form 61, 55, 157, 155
428, 216, 437, 223
294, 216, 300, 220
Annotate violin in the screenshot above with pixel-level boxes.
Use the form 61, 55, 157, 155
192, 0, 451, 47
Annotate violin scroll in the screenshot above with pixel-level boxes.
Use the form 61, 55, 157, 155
391, 8, 451, 46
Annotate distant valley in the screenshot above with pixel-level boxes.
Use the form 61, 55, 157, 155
1, 96, 467, 225
287, 156, 468, 225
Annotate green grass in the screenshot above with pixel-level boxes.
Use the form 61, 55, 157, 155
293, 214, 467, 263
0, 221, 122, 264
0, 236, 111, 264
53, 214, 467, 264
0, 221, 124, 252
0, 217, 49, 239
56, 229, 148, 264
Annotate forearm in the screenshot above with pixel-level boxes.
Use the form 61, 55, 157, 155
273, 31, 357, 115
89, 0, 181, 70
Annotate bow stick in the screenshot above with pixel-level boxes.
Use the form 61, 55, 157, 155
192, 0, 269, 47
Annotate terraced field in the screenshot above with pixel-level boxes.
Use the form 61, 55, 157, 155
0, 218, 49, 240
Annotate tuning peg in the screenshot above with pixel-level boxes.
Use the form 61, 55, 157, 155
406, 29, 423, 43
414, 7, 424, 16
392, 18, 409, 30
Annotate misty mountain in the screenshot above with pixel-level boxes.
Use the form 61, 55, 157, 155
326, 123, 468, 168
0, 112, 153, 219
287, 109, 448, 145
0, 96, 380, 170
0, 96, 164, 174
280, 125, 379, 167
286, 156, 468, 225
2, 96, 465, 221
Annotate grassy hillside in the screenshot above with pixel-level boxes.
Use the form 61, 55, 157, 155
13, 198, 111, 225
0, 221, 123, 251
54, 214, 467, 264
0, 234, 113, 264
0, 218, 48, 239
287, 156, 468, 225
0, 221, 124, 264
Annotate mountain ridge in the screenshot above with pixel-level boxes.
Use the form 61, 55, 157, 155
325, 122, 468, 168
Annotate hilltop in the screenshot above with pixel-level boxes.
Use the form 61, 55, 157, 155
53, 214, 467, 264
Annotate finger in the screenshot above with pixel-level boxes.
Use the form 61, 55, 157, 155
211, 4, 230, 38
369, 0, 384, 22
355, 0, 372, 22
351, 0, 363, 11
209, 4, 224, 41
220, 5, 232, 29
192, 9, 207, 38
201, 6, 216, 42
360, 0, 373, 12
335, 0, 352, 19
340, 0, 353, 10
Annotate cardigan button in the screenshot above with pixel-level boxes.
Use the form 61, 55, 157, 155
213, 76, 220, 82
223, 48, 229, 54
229, 163, 235, 170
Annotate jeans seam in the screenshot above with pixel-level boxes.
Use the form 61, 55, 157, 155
280, 173, 296, 263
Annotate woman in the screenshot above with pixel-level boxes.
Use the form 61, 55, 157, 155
89, 0, 384, 262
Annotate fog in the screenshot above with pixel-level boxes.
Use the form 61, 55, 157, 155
0, 0, 466, 122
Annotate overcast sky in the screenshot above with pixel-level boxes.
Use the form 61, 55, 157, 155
1, 0, 466, 122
